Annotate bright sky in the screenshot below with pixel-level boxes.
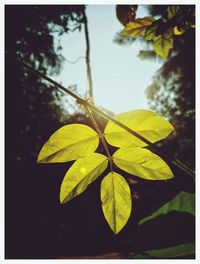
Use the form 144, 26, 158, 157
57, 5, 162, 114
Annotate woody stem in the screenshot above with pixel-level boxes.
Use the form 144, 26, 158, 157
84, 105, 114, 173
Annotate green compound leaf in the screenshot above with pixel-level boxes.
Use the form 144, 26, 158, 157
60, 153, 108, 204
101, 172, 132, 234
113, 147, 174, 180
153, 30, 173, 58
138, 191, 195, 225
37, 124, 99, 163
104, 109, 174, 148
121, 17, 153, 37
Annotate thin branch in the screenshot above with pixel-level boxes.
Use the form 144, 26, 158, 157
21, 61, 81, 101
64, 56, 85, 64
83, 9, 94, 100
84, 105, 114, 173
20, 60, 195, 178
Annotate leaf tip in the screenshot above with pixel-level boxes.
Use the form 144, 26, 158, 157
111, 226, 123, 235
37, 156, 42, 163
60, 199, 65, 204
59, 194, 67, 204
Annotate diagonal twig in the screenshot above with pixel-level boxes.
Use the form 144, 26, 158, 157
20, 60, 195, 178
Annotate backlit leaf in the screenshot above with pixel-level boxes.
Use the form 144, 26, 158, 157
121, 17, 153, 37
153, 30, 173, 58
60, 153, 108, 203
113, 147, 174, 180
37, 124, 99, 163
138, 191, 195, 225
101, 172, 132, 234
104, 109, 174, 148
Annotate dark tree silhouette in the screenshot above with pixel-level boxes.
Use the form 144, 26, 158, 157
5, 5, 88, 259
6, 5, 85, 162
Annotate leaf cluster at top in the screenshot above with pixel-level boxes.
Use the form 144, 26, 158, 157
121, 6, 195, 58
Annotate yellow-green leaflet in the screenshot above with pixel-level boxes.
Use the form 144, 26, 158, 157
101, 172, 132, 234
37, 124, 99, 163
121, 17, 153, 37
104, 109, 174, 148
153, 30, 173, 58
60, 153, 108, 203
113, 147, 174, 180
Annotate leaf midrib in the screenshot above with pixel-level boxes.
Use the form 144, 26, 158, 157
39, 135, 98, 162
111, 173, 117, 233
114, 157, 172, 177
62, 158, 107, 203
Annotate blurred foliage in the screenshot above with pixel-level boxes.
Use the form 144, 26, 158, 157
116, 5, 195, 169
117, 5, 194, 58
116, 5, 138, 26
6, 5, 85, 162
131, 242, 195, 259
113, 32, 136, 46
138, 191, 195, 225
144, 5, 195, 169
